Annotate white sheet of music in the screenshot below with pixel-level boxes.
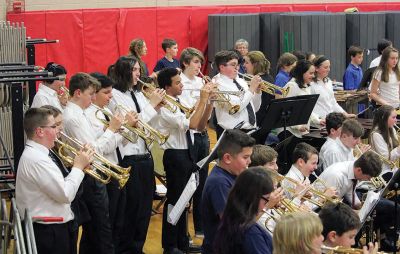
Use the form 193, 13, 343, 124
359, 190, 381, 223
167, 172, 199, 225
197, 130, 226, 169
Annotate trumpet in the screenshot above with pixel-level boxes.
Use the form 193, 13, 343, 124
321, 245, 388, 254
55, 132, 131, 188
91, 104, 138, 143
199, 72, 240, 115
138, 79, 195, 119
182, 88, 244, 101
115, 104, 169, 146
238, 73, 290, 97
270, 170, 341, 207
355, 144, 397, 170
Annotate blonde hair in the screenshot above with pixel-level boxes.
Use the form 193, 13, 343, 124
246, 51, 271, 75
273, 212, 323, 254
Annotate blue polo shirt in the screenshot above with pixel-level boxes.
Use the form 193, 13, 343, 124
275, 70, 290, 88
242, 223, 273, 254
153, 57, 180, 72
343, 63, 363, 90
201, 165, 236, 254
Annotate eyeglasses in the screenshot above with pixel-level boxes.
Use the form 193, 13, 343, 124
40, 125, 58, 129
261, 195, 270, 203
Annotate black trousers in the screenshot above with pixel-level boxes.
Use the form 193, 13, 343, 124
162, 149, 195, 251
34, 221, 77, 254
192, 132, 210, 232
118, 154, 154, 254
107, 178, 126, 253
79, 176, 114, 254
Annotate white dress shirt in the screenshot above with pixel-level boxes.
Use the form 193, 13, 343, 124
373, 69, 400, 108
158, 99, 191, 150
84, 104, 127, 164
310, 79, 345, 120
318, 137, 335, 170
179, 73, 205, 135
282, 79, 320, 137
109, 88, 158, 155
31, 83, 64, 112
63, 102, 116, 156
16, 140, 84, 223
319, 161, 361, 207
281, 164, 313, 208
319, 138, 355, 169
369, 56, 381, 68
214, 74, 261, 130
370, 129, 400, 175
257, 209, 276, 235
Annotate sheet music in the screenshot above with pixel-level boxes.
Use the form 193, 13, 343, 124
197, 130, 226, 169
359, 190, 381, 223
167, 172, 199, 225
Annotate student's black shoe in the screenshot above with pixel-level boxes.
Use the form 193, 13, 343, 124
187, 243, 201, 253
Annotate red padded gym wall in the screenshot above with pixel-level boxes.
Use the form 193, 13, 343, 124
6, 2, 400, 79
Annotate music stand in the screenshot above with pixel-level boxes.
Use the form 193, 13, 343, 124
251, 94, 319, 142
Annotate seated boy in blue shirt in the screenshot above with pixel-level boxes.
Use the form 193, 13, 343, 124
343, 46, 364, 90
201, 129, 256, 254
153, 38, 180, 73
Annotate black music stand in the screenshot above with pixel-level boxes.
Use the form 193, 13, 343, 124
357, 169, 400, 248
251, 94, 319, 142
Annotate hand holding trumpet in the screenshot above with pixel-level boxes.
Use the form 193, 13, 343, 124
72, 144, 95, 171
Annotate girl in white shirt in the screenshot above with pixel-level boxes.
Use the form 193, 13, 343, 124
310, 55, 355, 122
281, 60, 323, 139
369, 105, 400, 178
370, 46, 400, 109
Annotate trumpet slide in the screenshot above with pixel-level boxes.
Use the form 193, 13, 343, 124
321, 245, 388, 254
56, 132, 131, 188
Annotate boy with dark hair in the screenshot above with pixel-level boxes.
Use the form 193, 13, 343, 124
153, 38, 180, 73
213, 50, 262, 138
201, 129, 256, 254
343, 46, 364, 90
320, 151, 381, 209
319, 202, 379, 253
318, 112, 346, 172
320, 118, 368, 169
157, 67, 213, 254
31, 62, 68, 111
370, 39, 392, 68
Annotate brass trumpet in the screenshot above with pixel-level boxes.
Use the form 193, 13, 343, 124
321, 245, 388, 254
238, 73, 290, 97
199, 72, 240, 115
355, 144, 397, 170
137, 79, 195, 119
115, 104, 169, 146
270, 171, 341, 207
92, 104, 138, 143
55, 132, 131, 188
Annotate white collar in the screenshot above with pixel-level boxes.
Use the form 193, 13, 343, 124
26, 139, 50, 155
67, 101, 85, 115
38, 83, 57, 96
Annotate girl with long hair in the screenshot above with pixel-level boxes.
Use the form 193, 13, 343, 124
310, 55, 356, 121
214, 167, 275, 254
369, 105, 400, 177
370, 46, 400, 109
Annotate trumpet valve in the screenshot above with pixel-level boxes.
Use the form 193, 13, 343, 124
229, 105, 240, 115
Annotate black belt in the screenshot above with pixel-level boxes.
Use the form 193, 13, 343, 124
125, 153, 151, 161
